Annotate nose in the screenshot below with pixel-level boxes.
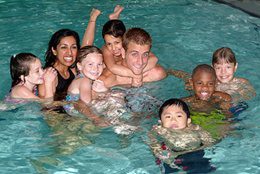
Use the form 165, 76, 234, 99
91, 65, 98, 72
68, 48, 72, 55
201, 83, 209, 90
220, 67, 226, 74
171, 116, 177, 121
112, 44, 116, 51
136, 56, 143, 66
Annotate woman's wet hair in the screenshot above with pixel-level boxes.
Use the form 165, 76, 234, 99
212, 47, 236, 65
10, 53, 37, 88
44, 29, 80, 68
159, 98, 190, 119
102, 19, 126, 39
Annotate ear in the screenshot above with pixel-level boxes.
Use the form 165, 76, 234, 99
51, 47, 57, 56
20, 75, 25, 83
77, 62, 82, 71
234, 63, 238, 72
188, 78, 194, 89
121, 48, 126, 59
187, 118, 191, 125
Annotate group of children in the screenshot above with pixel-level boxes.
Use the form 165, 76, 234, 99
6, 4, 256, 172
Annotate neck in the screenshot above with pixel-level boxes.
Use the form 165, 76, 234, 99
121, 59, 128, 67
21, 81, 36, 91
54, 62, 69, 73
54, 62, 70, 77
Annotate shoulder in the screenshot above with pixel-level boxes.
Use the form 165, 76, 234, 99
11, 86, 36, 99
187, 123, 200, 130
69, 67, 77, 76
181, 96, 193, 103
77, 78, 92, 89
234, 77, 249, 84
213, 91, 231, 102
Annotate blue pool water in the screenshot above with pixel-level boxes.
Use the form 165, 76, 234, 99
0, 0, 260, 173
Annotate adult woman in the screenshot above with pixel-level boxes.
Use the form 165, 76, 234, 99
39, 9, 101, 100
39, 29, 80, 100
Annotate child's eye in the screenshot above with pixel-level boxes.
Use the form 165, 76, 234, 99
177, 115, 182, 118
164, 115, 171, 119
209, 82, 214, 86
72, 45, 78, 49
61, 46, 67, 49
88, 63, 93, 66
98, 63, 103, 66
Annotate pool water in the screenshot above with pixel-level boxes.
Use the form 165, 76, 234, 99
0, 0, 260, 173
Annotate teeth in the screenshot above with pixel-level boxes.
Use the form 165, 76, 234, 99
201, 92, 208, 96
64, 57, 72, 61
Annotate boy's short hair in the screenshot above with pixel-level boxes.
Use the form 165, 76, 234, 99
192, 64, 216, 80
212, 47, 236, 65
102, 19, 126, 39
122, 28, 152, 51
159, 98, 190, 120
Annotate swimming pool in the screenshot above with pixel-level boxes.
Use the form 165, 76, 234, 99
0, 0, 260, 173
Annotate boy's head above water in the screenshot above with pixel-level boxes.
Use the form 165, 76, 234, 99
122, 27, 152, 51
159, 98, 191, 130
191, 64, 216, 101
212, 47, 237, 83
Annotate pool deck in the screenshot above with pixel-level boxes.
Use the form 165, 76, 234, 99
214, 0, 260, 18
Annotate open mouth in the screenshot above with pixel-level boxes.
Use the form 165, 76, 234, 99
64, 56, 73, 62
199, 91, 210, 100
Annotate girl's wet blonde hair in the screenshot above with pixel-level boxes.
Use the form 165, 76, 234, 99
77, 45, 102, 63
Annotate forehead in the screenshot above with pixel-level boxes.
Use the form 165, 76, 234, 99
162, 105, 184, 114
82, 53, 103, 62
126, 42, 150, 53
30, 59, 41, 68
59, 36, 76, 44
215, 57, 235, 64
214, 60, 236, 66
193, 70, 216, 81
104, 34, 122, 42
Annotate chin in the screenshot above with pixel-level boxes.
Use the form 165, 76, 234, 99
198, 95, 210, 101
132, 69, 142, 75
38, 80, 44, 84
114, 52, 121, 57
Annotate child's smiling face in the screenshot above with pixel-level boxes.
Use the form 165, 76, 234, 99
104, 35, 123, 57
161, 105, 190, 130
192, 70, 216, 101
213, 61, 237, 84
77, 53, 104, 80
25, 59, 44, 85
